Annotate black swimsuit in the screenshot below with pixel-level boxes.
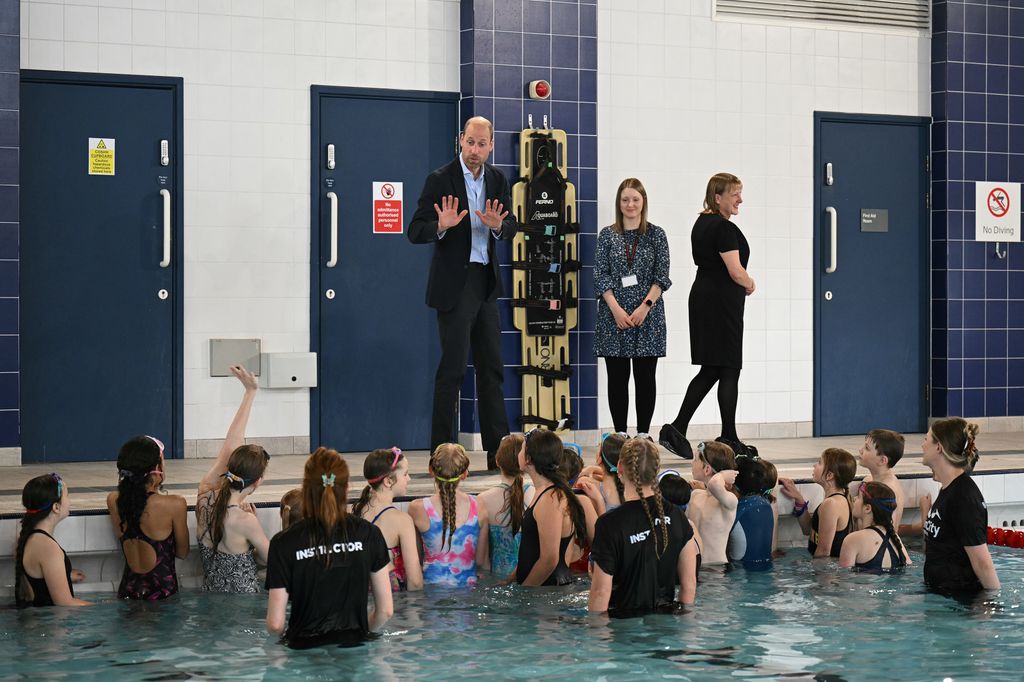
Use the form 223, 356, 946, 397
516, 486, 573, 586
855, 527, 906, 572
18, 529, 74, 608
808, 492, 851, 557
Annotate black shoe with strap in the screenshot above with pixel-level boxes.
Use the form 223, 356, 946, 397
715, 437, 759, 459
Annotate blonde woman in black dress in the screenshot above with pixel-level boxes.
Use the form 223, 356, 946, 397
660, 173, 754, 458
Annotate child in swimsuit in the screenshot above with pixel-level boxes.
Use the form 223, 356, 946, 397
516, 430, 590, 586
195, 366, 270, 593
780, 448, 856, 558
280, 488, 303, 531
478, 434, 535, 580
16, 473, 90, 607
839, 481, 910, 572
353, 447, 423, 591
685, 440, 738, 565
106, 435, 190, 600
727, 457, 775, 571
409, 443, 489, 587
560, 444, 598, 572
658, 470, 703, 580
577, 433, 626, 515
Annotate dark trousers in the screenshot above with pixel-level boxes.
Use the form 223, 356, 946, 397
604, 356, 659, 433
432, 264, 509, 454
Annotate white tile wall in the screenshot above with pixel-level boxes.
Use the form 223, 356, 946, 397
597, 3, 930, 428
20, 0, 461, 439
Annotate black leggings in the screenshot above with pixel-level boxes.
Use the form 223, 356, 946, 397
670, 365, 741, 441
604, 357, 658, 434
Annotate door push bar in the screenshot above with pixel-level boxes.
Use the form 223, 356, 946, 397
326, 192, 338, 268
159, 189, 171, 268
825, 206, 837, 274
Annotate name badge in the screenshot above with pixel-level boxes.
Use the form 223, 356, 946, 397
621, 274, 638, 288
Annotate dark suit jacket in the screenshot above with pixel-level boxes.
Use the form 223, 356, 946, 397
408, 158, 518, 311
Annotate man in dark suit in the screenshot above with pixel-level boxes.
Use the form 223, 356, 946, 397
408, 116, 517, 469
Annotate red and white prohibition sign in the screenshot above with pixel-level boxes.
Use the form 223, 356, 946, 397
988, 187, 1010, 218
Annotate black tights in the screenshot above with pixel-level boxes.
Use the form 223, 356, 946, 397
604, 357, 658, 434
670, 365, 741, 441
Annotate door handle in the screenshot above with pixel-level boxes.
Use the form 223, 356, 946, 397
159, 189, 171, 268
825, 206, 837, 274
326, 191, 338, 268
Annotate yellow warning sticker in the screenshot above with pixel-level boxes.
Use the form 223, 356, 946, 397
88, 137, 115, 175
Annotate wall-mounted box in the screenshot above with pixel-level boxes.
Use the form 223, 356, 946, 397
209, 339, 261, 377
260, 352, 317, 388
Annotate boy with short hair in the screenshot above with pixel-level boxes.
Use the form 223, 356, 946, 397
856, 429, 906, 528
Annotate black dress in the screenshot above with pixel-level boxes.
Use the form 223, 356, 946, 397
688, 213, 749, 368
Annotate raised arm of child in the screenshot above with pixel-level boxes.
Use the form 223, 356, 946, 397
199, 366, 259, 496
707, 470, 739, 511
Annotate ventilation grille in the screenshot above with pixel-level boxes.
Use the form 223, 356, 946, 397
716, 0, 929, 31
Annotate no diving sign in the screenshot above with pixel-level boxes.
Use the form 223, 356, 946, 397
976, 181, 1020, 242
373, 181, 403, 234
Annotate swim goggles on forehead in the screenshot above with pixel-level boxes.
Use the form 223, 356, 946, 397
564, 443, 583, 460
367, 446, 403, 485
858, 482, 896, 507
657, 469, 681, 483
25, 473, 63, 514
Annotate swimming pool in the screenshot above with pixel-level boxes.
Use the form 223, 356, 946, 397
1, 545, 1021, 680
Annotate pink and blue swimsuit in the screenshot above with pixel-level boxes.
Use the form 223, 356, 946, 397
421, 495, 479, 587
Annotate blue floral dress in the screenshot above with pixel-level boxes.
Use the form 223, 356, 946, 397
594, 224, 672, 357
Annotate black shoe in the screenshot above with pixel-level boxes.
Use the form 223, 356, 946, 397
715, 437, 758, 459
486, 450, 499, 472
658, 424, 693, 459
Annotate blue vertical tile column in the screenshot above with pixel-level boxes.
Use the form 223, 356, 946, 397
932, 0, 1024, 419
0, 0, 19, 447
459, 0, 599, 436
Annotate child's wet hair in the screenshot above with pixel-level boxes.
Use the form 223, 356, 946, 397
430, 443, 470, 550
867, 429, 905, 468
658, 471, 692, 508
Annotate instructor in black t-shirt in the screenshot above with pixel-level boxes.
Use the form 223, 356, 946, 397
408, 116, 517, 470
920, 418, 999, 593
589, 439, 699, 614
266, 448, 393, 648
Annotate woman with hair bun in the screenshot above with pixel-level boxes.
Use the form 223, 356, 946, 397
15, 473, 90, 607
106, 435, 189, 600
921, 417, 999, 592
265, 448, 393, 648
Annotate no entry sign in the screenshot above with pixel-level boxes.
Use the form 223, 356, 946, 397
975, 181, 1020, 242
373, 181, 403, 234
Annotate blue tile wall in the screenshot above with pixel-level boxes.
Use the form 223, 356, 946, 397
459, 0, 599, 435
932, 0, 1024, 419
0, 0, 17, 447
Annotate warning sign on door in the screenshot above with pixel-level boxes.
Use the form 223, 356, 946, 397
975, 181, 1020, 242
88, 138, 115, 176
373, 181, 403, 234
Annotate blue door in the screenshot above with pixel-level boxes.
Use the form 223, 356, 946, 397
814, 113, 929, 436
311, 87, 456, 452
20, 72, 183, 461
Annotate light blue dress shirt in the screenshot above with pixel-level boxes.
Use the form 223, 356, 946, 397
460, 154, 490, 265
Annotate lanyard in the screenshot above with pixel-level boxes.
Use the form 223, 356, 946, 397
623, 231, 640, 268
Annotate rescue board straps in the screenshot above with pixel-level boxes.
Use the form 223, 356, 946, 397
518, 414, 574, 430
510, 259, 581, 273
510, 297, 578, 311
516, 365, 573, 380
518, 222, 580, 237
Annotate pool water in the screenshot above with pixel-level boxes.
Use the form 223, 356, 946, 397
2, 545, 1022, 680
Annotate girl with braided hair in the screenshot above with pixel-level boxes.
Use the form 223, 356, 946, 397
106, 435, 189, 600
576, 432, 626, 515
516, 429, 590, 586
409, 443, 489, 587
839, 481, 910, 572
15, 473, 90, 607
266, 447, 392, 648
354, 447, 424, 591
921, 417, 999, 592
589, 439, 698, 614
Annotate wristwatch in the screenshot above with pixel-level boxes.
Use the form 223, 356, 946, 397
644, 299, 654, 307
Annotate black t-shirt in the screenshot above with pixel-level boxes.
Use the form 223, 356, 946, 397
266, 516, 389, 646
923, 474, 989, 592
590, 497, 692, 614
